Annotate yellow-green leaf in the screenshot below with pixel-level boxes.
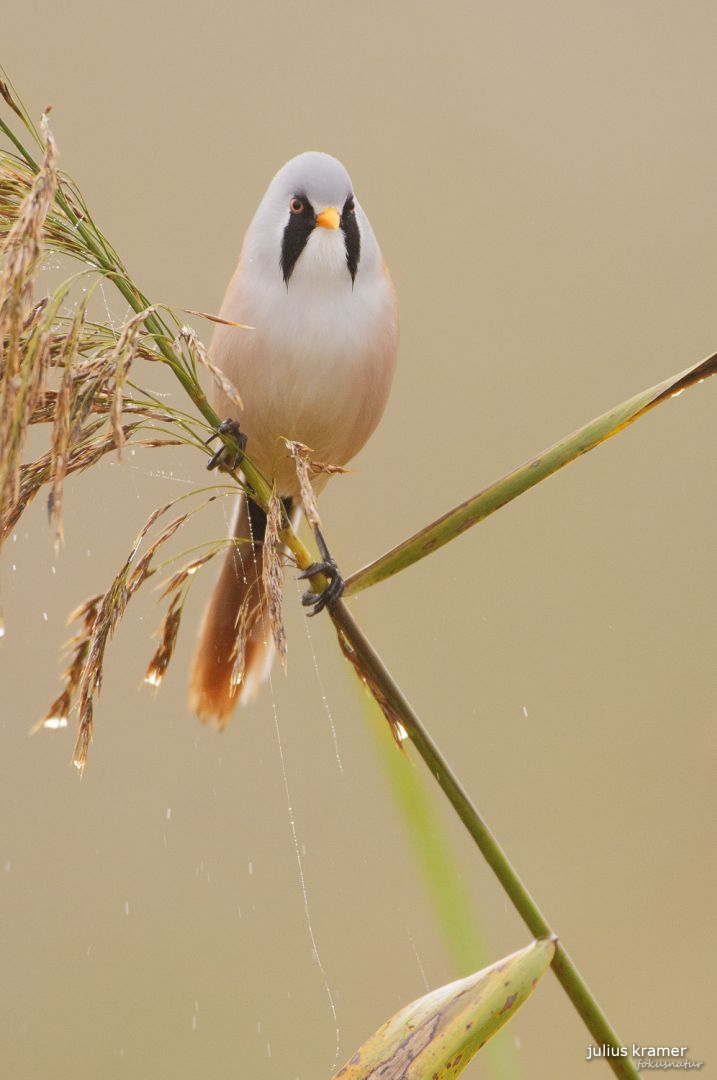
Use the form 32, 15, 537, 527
333, 937, 555, 1079
344, 350, 717, 596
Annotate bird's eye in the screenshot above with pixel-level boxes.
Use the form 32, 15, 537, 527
344, 197, 356, 215
289, 197, 304, 215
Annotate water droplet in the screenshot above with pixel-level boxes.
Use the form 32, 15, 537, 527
144, 670, 162, 687
522, 705, 529, 718
42, 612, 48, 622
124, 900, 130, 915
166, 807, 172, 820
248, 861, 253, 876
43, 716, 68, 730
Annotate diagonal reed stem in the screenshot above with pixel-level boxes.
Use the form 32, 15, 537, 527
330, 598, 639, 1080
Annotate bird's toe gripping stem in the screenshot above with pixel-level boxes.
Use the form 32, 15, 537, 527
298, 526, 344, 615
299, 560, 344, 615
206, 418, 247, 471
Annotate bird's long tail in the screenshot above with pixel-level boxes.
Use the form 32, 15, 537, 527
189, 493, 287, 725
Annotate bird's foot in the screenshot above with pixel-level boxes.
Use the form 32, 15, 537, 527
299, 558, 344, 616
206, 418, 247, 471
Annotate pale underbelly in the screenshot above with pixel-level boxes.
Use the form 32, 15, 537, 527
227, 345, 393, 499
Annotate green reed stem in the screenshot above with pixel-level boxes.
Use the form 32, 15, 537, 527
330, 599, 639, 1080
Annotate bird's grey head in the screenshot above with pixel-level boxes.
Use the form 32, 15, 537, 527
247, 152, 374, 287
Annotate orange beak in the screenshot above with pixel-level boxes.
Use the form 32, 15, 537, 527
315, 207, 341, 230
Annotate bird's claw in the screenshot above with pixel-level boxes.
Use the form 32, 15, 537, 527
206, 418, 247, 471
299, 560, 344, 616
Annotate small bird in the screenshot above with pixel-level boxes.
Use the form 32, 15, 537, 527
189, 152, 399, 724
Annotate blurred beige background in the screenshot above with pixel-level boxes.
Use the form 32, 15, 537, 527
2, 2, 715, 1077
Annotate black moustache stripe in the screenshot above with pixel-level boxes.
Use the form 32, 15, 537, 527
280, 193, 362, 285
280, 194, 316, 284
341, 196, 360, 284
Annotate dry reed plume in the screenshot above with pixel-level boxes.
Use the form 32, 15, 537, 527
0, 106, 256, 768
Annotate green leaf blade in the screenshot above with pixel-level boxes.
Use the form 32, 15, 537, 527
333, 937, 555, 1079
344, 351, 717, 597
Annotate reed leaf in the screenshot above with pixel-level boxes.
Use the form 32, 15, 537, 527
344, 351, 717, 596
332, 938, 554, 1079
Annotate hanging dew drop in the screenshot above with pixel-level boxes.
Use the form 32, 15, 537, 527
43, 717, 68, 730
